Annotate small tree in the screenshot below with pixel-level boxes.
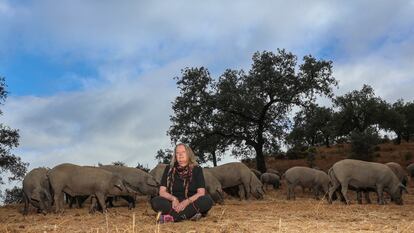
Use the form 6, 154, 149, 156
377, 99, 414, 144
349, 127, 380, 161
111, 161, 126, 166
0, 77, 28, 200
136, 163, 150, 172
155, 149, 173, 164
378, 100, 405, 144
2, 186, 23, 204
287, 104, 335, 148
334, 84, 386, 136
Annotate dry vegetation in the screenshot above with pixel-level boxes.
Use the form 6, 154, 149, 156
1, 142, 414, 233
2, 186, 414, 233
246, 142, 414, 173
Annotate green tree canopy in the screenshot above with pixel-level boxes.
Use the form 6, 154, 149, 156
287, 103, 335, 148
167, 67, 228, 166
168, 49, 337, 172
0, 77, 28, 186
380, 99, 414, 144
155, 149, 173, 164
349, 127, 380, 161
334, 84, 387, 136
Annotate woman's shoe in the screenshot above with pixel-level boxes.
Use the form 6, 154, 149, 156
156, 212, 175, 224
190, 213, 202, 221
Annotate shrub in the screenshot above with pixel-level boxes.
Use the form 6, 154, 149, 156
136, 163, 150, 172
286, 147, 307, 160
268, 152, 285, 160
112, 161, 126, 166
307, 147, 317, 154
404, 151, 413, 161
2, 186, 23, 205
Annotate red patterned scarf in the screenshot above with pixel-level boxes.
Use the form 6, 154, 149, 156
166, 163, 193, 198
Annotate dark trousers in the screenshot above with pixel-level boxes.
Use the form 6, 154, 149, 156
150, 195, 213, 222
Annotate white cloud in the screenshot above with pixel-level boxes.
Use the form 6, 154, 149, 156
1, 0, 414, 173
0, 1, 344, 65
2, 59, 188, 170
0, 0, 13, 16
334, 31, 414, 102
2, 55, 240, 170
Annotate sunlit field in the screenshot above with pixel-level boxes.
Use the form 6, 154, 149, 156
2, 182, 414, 233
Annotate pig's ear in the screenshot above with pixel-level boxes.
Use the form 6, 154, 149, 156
123, 180, 140, 194
30, 188, 41, 202
31, 192, 41, 202
114, 184, 123, 191
147, 177, 158, 187
114, 179, 124, 191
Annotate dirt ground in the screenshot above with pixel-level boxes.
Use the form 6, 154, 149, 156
1, 184, 414, 233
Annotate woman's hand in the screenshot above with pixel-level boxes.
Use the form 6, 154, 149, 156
174, 188, 205, 212
175, 199, 190, 212
160, 186, 180, 211
172, 197, 180, 211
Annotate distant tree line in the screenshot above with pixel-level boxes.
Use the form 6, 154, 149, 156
158, 49, 414, 172
287, 84, 414, 161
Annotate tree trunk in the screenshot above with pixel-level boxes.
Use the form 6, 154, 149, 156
212, 151, 217, 167
404, 130, 410, 142
254, 145, 267, 173
325, 136, 330, 148
396, 132, 401, 145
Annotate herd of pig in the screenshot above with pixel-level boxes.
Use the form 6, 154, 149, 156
21, 159, 414, 215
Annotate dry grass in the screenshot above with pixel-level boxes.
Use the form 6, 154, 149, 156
2, 185, 414, 233
2, 142, 414, 233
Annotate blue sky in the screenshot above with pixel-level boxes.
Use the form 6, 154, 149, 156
0, 0, 414, 175
2, 51, 98, 95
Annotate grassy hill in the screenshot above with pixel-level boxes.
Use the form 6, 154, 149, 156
243, 142, 414, 173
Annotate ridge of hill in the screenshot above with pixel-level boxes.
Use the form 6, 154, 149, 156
243, 142, 414, 173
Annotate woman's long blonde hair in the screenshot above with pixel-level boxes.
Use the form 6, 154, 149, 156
170, 143, 198, 167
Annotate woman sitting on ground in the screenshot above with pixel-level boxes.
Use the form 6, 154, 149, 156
150, 143, 214, 223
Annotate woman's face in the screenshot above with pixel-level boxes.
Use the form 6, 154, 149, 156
175, 145, 189, 166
